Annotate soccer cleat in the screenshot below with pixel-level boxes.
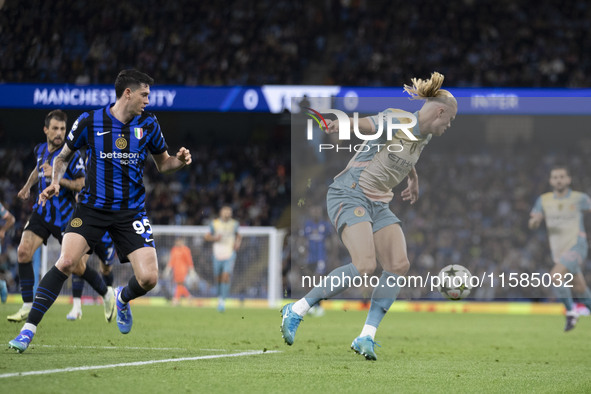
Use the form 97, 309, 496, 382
564, 311, 579, 332
114, 286, 132, 334
8, 329, 35, 353
66, 308, 82, 321
103, 286, 115, 323
0, 280, 7, 303
217, 300, 225, 313
351, 335, 380, 360
7, 305, 31, 322
280, 303, 303, 346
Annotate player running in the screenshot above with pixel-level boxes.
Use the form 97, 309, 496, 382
529, 165, 591, 331
281, 72, 457, 360
7, 110, 114, 324
205, 205, 241, 312
9, 70, 191, 353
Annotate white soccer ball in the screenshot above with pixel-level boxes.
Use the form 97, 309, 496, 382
437, 264, 472, 301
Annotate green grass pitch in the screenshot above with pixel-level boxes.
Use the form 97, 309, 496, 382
1, 302, 590, 393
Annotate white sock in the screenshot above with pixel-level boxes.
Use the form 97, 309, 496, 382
292, 298, 311, 316
73, 297, 81, 310
23, 302, 32, 310
117, 292, 126, 305
360, 324, 377, 340
23, 322, 37, 334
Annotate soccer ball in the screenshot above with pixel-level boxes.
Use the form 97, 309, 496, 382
437, 264, 472, 300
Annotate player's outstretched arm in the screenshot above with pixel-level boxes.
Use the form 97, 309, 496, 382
38, 145, 76, 206
401, 167, 419, 205
18, 168, 39, 200
152, 147, 192, 174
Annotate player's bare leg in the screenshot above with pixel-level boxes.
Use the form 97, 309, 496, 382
352, 224, 409, 360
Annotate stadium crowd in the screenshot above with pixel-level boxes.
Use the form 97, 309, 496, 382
1, 0, 590, 87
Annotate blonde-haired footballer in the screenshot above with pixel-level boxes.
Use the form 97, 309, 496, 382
281, 72, 457, 360
529, 165, 591, 331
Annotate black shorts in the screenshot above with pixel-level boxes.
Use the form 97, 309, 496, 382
66, 204, 155, 263
23, 212, 63, 245
93, 238, 118, 265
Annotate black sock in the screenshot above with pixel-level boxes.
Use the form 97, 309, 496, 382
72, 274, 84, 298
121, 276, 148, 303
102, 271, 114, 287
27, 266, 68, 326
19, 262, 35, 303
82, 266, 107, 297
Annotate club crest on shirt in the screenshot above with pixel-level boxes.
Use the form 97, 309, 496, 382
354, 207, 366, 217
116, 137, 127, 149
70, 218, 83, 227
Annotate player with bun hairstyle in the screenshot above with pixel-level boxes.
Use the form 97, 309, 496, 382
281, 72, 457, 360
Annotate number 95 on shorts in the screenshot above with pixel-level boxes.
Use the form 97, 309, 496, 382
66, 204, 155, 261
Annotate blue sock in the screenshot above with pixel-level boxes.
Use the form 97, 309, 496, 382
554, 284, 574, 311
81, 266, 107, 297
28, 266, 68, 325
365, 271, 401, 328
305, 263, 360, 306
19, 261, 35, 303
578, 287, 591, 311
72, 274, 85, 298
220, 282, 231, 300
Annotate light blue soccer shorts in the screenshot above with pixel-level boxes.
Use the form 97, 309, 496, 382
326, 186, 400, 239
213, 252, 237, 276
556, 238, 587, 274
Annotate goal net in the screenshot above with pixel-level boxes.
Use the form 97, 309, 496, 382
42, 225, 286, 307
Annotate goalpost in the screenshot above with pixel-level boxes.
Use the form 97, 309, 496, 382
41, 226, 287, 307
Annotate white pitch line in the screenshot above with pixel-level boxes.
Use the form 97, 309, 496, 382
37, 345, 242, 352
37, 345, 191, 351
0, 350, 281, 379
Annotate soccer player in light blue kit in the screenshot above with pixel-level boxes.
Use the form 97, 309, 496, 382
205, 205, 241, 312
281, 72, 457, 360
529, 165, 591, 331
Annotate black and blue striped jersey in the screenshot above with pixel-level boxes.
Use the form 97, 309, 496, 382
66, 104, 168, 211
32, 143, 85, 231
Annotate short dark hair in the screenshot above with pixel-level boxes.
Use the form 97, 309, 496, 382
45, 109, 67, 128
550, 165, 570, 176
114, 69, 154, 98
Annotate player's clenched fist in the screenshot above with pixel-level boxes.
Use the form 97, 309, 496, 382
176, 147, 192, 165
